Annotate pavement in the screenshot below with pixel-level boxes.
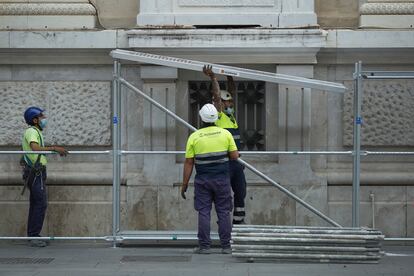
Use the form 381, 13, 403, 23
0, 241, 413, 276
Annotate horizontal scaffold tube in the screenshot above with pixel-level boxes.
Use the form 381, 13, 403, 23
231, 244, 379, 252
231, 252, 380, 260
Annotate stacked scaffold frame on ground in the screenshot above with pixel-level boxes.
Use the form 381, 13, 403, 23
231, 225, 384, 263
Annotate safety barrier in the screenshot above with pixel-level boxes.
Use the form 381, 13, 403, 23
1, 54, 413, 245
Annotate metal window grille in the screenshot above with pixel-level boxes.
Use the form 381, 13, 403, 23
189, 81, 265, 150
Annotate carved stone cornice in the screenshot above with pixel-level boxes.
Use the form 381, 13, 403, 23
360, 2, 414, 15
0, 3, 96, 15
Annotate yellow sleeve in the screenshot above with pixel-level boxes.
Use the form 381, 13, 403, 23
227, 130, 238, 152
24, 128, 40, 146
185, 134, 195, 158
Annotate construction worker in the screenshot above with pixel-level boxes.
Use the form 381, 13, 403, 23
203, 65, 247, 225
22, 106, 67, 247
181, 103, 239, 254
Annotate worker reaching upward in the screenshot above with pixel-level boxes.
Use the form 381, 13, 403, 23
203, 65, 247, 225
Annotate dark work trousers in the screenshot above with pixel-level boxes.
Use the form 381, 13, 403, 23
25, 167, 47, 237
229, 160, 246, 224
194, 174, 232, 249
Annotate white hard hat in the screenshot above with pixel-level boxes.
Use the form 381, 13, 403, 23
220, 90, 232, 101
199, 103, 218, 123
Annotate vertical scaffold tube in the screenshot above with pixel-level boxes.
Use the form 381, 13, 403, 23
116, 61, 122, 233
352, 61, 363, 227
112, 60, 120, 247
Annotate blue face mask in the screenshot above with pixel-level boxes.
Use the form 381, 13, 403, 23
39, 118, 47, 129
224, 107, 234, 115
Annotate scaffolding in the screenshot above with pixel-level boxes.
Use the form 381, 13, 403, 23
1, 53, 413, 244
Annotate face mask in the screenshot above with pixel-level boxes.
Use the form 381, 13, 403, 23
224, 107, 234, 115
39, 118, 47, 129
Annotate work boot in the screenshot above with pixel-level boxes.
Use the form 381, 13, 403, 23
221, 247, 232, 254
29, 239, 47, 247
193, 247, 211, 254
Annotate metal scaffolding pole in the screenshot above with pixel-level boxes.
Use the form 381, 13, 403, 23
110, 50, 347, 94
352, 61, 363, 227
116, 61, 122, 236
111, 60, 121, 247
121, 150, 354, 155
119, 77, 342, 228
362, 71, 414, 79
0, 151, 111, 155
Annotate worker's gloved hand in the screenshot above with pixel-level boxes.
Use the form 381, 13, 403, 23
203, 65, 215, 79
180, 183, 188, 199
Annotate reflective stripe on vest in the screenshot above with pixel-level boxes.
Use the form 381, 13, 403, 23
194, 151, 229, 165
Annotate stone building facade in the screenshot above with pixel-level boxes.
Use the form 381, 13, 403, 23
0, 0, 413, 238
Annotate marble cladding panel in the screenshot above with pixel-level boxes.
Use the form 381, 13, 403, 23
328, 185, 409, 237
245, 186, 296, 225
0, 203, 28, 236
47, 202, 112, 236
343, 80, 414, 146
178, 0, 276, 7
293, 184, 329, 227
158, 186, 199, 230
328, 202, 379, 229
122, 186, 159, 230
0, 81, 111, 146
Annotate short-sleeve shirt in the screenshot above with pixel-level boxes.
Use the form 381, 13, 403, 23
185, 126, 237, 175
22, 127, 47, 166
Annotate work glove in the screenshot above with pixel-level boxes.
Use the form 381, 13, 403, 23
181, 183, 188, 199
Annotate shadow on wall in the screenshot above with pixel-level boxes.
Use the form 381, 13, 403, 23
90, 0, 139, 29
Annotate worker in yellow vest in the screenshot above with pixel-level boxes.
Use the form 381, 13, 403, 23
203, 65, 247, 225
22, 106, 67, 247
181, 103, 238, 254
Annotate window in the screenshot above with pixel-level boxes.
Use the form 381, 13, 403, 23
188, 81, 266, 150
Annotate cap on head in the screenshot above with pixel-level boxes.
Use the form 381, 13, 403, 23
199, 103, 218, 123
220, 90, 232, 101
24, 106, 44, 125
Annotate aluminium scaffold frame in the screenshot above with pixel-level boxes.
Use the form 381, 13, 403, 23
1, 54, 414, 245
351, 61, 414, 229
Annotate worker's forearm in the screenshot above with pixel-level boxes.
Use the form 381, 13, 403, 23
182, 161, 194, 185
210, 76, 222, 111
30, 143, 55, 152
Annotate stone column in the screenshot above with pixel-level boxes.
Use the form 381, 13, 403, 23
124, 66, 180, 230
0, 0, 97, 29
276, 65, 329, 226
277, 65, 313, 152
360, 0, 414, 28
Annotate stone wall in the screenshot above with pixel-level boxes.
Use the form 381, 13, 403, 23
343, 80, 414, 146
0, 81, 111, 146
0, 0, 97, 29
315, 0, 360, 28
